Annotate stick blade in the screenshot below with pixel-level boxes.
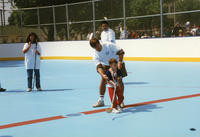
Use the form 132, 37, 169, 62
106, 108, 113, 113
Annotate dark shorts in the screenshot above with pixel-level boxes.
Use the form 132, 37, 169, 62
97, 62, 128, 78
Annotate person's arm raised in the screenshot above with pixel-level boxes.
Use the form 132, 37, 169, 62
117, 49, 125, 69
23, 42, 32, 54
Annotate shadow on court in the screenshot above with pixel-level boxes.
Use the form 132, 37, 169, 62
124, 82, 149, 85
0, 61, 24, 68
0, 136, 13, 137
42, 89, 74, 92
112, 104, 162, 121
2, 89, 74, 93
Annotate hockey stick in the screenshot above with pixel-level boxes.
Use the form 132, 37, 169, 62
106, 86, 117, 113
32, 41, 38, 90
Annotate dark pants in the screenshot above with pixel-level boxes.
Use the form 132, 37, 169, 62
27, 69, 41, 89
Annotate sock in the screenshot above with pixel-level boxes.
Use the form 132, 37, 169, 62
98, 95, 104, 102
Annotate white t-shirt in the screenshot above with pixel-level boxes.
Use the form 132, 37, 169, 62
120, 27, 127, 39
191, 28, 198, 36
23, 43, 41, 69
101, 28, 116, 43
93, 42, 120, 66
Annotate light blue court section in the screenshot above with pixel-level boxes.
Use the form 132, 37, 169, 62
0, 60, 200, 137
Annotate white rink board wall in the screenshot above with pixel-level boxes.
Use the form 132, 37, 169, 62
39, 41, 93, 57
0, 41, 93, 58
0, 37, 200, 60
0, 43, 24, 58
117, 37, 200, 57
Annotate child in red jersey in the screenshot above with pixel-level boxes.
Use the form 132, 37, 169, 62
106, 58, 124, 113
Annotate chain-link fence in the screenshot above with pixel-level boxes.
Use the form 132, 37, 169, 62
1, 0, 200, 43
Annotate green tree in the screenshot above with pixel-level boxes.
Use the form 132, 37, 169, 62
8, 0, 200, 40
8, 0, 126, 40
175, 0, 200, 25
8, 0, 90, 41
126, 0, 160, 34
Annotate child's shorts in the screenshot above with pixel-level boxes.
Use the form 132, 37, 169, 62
97, 63, 128, 78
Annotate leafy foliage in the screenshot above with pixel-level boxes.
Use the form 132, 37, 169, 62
8, 0, 200, 40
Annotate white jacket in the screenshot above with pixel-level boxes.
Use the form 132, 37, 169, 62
23, 43, 41, 69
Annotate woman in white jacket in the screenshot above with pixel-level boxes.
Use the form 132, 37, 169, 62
23, 32, 42, 92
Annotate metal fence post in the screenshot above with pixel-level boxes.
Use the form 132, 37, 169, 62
92, 0, 96, 37
37, 7, 41, 39
160, 0, 163, 37
20, 9, 24, 42
0, 9, 4, 43
66, 3, 70, 40
123, 0, 126, 39
174, 2, 176, 26
52, 6, 57, 41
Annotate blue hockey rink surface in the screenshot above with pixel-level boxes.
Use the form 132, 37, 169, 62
0, 60, 200, 137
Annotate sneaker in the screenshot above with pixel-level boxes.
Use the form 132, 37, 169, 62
93, 100, 105, 107
112, 108, 120, 114
37, 88, 42, 91
118, 106, 124, 112
120, 102, 125, 108
0, 88, 6, 92
27, 88, 32, 92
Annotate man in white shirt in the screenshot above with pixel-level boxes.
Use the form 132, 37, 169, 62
23, 32, 42, 92
100, 21, 116, 43
90, 38, 127, 107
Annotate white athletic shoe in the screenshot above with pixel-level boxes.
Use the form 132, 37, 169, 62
27, 88, 32, 92
118, 106, 124, 112
93, 100, 105, 107
112, 108, 120, 114
120, 102, 125, 108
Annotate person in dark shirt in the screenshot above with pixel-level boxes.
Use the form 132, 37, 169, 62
106, 58, 124, 114
172, 23, 183, 37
